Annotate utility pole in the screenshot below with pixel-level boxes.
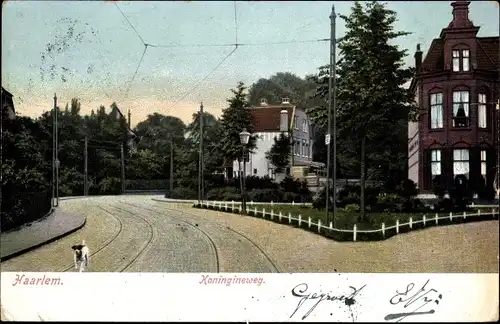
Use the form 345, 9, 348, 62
198, 102, 204, 204
331, 5, 338, 227
53, 94, 58, 207
84, 136, 88, 196
120, 144, 125, 194
0, 88, 4, 215
325, 5, 336, 225
170, 136, 174, 193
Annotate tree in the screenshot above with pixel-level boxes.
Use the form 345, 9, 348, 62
215, 82, 257, 165
247, 72, 316, 108
307, 1, 415, 207
186, 111, 224, 174
265, 133, 292, 173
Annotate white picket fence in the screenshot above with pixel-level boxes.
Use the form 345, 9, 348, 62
199, 200, 498, 242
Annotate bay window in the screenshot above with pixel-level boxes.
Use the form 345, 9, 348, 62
480, 150, 487, 179
478, 93, 487, 128
452, 90, 470, 127
453, 149, 470, 178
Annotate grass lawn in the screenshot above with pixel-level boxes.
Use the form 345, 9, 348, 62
243, 204, 494, 230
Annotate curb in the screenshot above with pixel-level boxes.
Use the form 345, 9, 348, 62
0, 216, 87, 262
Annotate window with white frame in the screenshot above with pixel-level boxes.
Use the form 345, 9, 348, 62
453, 149, 470, 177
452, 90, 470, 127
294, 138, 299, 155
481, 150, 487, 178
478, 93, 487, 128
452, 49, 470, 72
294, 116, 299, 129
462, 49, 470, 71
430, 93, 443, 129
302, 119, 308, 133
431, 149, 441, 176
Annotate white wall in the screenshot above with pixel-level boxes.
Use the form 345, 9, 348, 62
232, 132, 278, 178
408, 121, 419, 187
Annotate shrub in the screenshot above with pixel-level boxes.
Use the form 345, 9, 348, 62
168, 187, 198, 199
245, 175, 277, 190
282, 191, 300, 203
373, 193, 401, 212
344, 203, 360, 213
248, 188, 283, 202
279, 176, 302, 193
205, 187, 240, 201
98, 177, 122, 195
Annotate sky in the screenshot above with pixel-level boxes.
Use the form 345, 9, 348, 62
2, 0, 499, 126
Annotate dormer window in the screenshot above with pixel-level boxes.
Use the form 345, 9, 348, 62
452, 49, 470, 72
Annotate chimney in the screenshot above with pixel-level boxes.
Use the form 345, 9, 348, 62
414, 44, 423, 72
260, 98, 268, 106
128, 109, 131, 127
280, 109, 289, 132
281, 97, 290, 105
449, 1, 473, 28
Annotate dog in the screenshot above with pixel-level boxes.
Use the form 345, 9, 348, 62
71, 240, 89, 272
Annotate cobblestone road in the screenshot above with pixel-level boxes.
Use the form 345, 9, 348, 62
1, 196, 498, 272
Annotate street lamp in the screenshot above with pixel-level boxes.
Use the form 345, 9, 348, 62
239, 128, 250, 215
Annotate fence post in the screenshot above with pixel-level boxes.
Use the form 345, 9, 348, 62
292, 201, 295, 206
329, 222, 333, 229
409, 217, 413, 229
288, 212, 292, 224
271, 209, 274, 220
238, 205, 241, 213
353, 224, 357, 242
308, 217, 312, 228
381, 223, 385, 237
298, 215, 302, 226
271, 201, 274, 207
477, 209, 481, 217
423, 215, 426, 226
250, 200, 254, 206
232, 200, 235, 210
435, 213, 438, 225
225, 201, 228, 211
254, 207, 257, 215
262, 208, 266, 217
493, 208, 497, 218
318, 219, 322, 233
449, 212, 453, 221
396, 219, 399, 234
463, 211, 466, 219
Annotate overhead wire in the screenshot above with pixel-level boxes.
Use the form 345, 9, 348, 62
148, 38, 330, 49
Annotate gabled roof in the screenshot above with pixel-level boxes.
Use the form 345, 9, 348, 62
247, 104, 295, 132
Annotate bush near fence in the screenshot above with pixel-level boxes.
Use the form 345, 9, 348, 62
193, 201, 498, 242
1, 190, 52, 232
126, 179, 170, 191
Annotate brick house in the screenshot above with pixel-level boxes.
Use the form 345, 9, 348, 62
233, 98, 321, 180
408, 0, 499, 197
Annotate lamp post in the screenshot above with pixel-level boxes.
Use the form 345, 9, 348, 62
239, 128, 250, 215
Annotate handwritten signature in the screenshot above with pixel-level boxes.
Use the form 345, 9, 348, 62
384, 279, 443, 322
289, 283, 367, 320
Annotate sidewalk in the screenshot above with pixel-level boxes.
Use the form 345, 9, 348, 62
0, 208, 86, 262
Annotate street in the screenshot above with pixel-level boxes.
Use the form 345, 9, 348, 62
1, 196, 498, 273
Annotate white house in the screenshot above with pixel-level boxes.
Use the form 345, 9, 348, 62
232, 98, 320, 181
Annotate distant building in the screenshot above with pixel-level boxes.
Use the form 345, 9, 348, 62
408, 0, 499, 197
110, 105, 138, 151
1, 87, 16, 120
233, 97, 323, 180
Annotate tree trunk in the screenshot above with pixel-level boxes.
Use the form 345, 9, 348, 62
360, 136, 366, 221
